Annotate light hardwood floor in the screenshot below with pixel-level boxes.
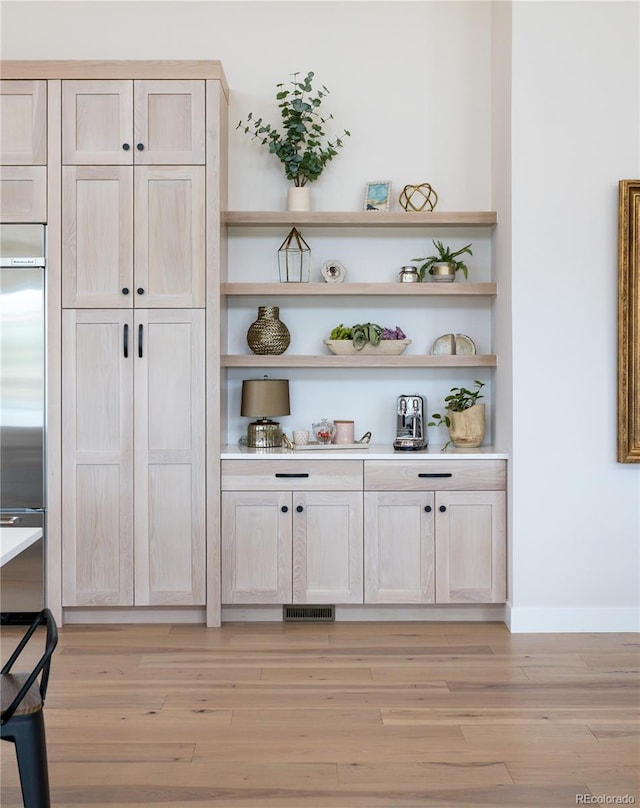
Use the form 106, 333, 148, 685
1, 621, 638, 807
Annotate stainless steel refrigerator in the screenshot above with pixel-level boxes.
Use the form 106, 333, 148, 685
0, 223, 46, 624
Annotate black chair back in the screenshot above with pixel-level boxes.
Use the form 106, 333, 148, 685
1, 608, 58, 724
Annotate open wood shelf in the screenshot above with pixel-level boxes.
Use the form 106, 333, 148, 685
223, 282, 497, 296
222, 354, 497, 369
223, 211, 497, 228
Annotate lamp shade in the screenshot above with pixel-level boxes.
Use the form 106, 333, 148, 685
241, 379, 290, 418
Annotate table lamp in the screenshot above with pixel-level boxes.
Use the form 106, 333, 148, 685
241, 378, 290, 448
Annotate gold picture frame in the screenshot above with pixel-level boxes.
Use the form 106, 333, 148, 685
618, 179, 640, 462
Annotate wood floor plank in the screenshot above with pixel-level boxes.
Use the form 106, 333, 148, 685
1, 621, 637, 808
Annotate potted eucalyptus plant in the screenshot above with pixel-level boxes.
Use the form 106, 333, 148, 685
412, 240, 473, 283
428, 380, 485, 450
237, 71, 350, 211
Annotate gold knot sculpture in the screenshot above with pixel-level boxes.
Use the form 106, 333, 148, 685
399, 183, 438, 212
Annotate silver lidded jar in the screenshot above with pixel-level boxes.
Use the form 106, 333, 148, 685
398, 266, 420, 283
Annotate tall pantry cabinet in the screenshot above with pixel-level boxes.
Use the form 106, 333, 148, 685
1, 61, 228, 625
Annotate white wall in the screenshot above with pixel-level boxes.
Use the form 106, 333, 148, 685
508, 0, 640, 631
2, 0, 638, 631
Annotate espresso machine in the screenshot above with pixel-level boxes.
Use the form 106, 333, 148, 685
393, 394, 427, 451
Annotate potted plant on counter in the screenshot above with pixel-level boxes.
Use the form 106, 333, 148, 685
236, 71, 350, 211
428, 380, 485, 450
412, 239, 473, 283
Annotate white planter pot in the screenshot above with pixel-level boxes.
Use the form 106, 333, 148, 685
287, 187, 311, 212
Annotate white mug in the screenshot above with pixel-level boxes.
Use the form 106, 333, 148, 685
293, 430, 309, 445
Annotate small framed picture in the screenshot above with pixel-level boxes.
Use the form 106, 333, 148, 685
364, 181, 392, 211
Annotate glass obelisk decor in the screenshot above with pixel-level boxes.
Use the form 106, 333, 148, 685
278, 227, 311, 283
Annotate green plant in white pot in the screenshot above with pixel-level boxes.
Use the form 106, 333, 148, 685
237, 71, 350, 211
429, 380, 485, 450
412, 240, 473, 283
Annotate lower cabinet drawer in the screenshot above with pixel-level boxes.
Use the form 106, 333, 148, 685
364, 460, 506, 491
222, 459, 363, 491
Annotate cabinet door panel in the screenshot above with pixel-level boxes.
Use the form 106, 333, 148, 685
0, 166, 47, 222
134, 310, 206, 605
435, 491, 506, 603
0, 80, 47, 164
364, 491, 435, 603
134, 80, 205, 164
134, 166, 205, 307
292, 491, 363, 604
62, 80, 133, 165
62, 166, 133, 307
221, 491, 292, 604
62, 310, 134, 606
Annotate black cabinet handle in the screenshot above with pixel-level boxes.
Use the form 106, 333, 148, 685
138, 324, 143, 358
136, 143, 145, 151
296, 505, 303, 513
123, 324, 129, 358
122, 287, 129, 295
281, 506, 288, 513
424, 505, 432, 513
275, 473, 310, 478
418, 473, 453, 478
122, 143, 130, 151
137, 288, 145, 295
439, 505, 447, 513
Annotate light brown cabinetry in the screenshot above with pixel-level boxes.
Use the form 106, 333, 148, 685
1, 60, 228, 626
0, 80, 47, 164
61, 164, 205, 307
364, 460, 506, 604
62, 79, 205, 165
221, 460, 363, 605
62, 308, 206, 607
0, 80, 47, 221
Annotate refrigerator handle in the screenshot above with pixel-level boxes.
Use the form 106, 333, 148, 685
1, 516, 22, 526
123, 323, 129, 358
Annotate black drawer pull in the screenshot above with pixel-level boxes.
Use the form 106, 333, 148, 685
439, 505, 447, 513
296, 505, 304, 513
418, 473, 453, 478
424, 505, 432, 513
275, 473, 310, 478
281, 506, 288, 513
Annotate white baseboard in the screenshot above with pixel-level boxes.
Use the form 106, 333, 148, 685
506, 604, 640, 633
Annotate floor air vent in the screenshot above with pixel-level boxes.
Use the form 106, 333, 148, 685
283, 605, 335, 622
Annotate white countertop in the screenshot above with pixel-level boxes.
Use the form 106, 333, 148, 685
221, 444, 508, 460
0, 527, 43, 567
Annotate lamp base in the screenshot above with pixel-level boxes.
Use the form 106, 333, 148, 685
247, 419, 282, 448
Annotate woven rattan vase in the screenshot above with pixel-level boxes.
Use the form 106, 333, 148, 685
247, 306, 290, 355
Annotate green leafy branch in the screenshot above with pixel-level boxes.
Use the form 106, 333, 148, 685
237, 71, 350, 187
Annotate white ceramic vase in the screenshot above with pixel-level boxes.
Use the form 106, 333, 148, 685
287, 186, 311, 212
